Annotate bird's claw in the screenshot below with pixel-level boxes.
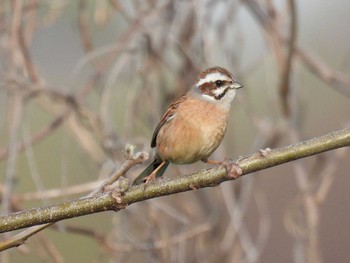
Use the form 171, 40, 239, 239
223, 162, 242, 179
143, 172, 156, 184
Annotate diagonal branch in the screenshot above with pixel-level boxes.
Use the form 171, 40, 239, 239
243, 0, 350, 97
0, 128, 349, 247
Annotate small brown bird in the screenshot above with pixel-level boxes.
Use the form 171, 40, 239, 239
133, 66, 243, 185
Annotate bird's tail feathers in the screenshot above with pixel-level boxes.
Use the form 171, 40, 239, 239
132, 158, 169, 185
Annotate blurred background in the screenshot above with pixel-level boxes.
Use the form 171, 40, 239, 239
0, 0, 349, 262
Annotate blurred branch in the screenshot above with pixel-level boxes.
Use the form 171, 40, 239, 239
0, 109, 67, 162
0, 145, 149, 251
244, 0, 350, 97
59, 222, 210, 253
0, 127, 349, 246
297, 49, 350, 97
0, 74, 101, 163
279, 0, 297, 117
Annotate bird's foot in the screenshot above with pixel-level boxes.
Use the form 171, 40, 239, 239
203, 158, 242, 179
203, 157, 233, 165
223, 162, 242, 179
202, 158, 223, 165
143, 172, 157, 184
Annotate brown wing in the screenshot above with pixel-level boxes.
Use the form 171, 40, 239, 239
151, 94, 186, 148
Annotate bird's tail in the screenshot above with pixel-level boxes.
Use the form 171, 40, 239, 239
133, 158, 169, 185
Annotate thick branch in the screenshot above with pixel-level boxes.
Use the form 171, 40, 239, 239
0, 128, 349, 234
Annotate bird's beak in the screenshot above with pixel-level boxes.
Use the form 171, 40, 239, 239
232, 81, 243, 90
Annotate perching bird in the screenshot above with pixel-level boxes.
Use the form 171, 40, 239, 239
133, 66, 243, 185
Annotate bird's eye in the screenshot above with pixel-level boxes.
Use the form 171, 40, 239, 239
215, 80, 224, 87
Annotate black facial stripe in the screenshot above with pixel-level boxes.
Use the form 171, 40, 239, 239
214, 87, 231, 100
198, 81, 232, 100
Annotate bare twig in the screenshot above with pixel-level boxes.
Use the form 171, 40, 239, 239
0, 127, 348, 239
0, 146, 149, 251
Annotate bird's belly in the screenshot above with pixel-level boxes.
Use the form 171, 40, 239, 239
156, 106, 227, 164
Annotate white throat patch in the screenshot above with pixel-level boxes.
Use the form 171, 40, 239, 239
201, 88, 237, 110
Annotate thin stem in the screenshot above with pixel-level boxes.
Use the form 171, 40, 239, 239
0, 128, 348, 240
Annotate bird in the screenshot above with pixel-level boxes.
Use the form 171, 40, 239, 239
133, 66, 243, 185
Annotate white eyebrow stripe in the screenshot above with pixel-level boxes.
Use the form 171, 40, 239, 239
196, 72, 231, 87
